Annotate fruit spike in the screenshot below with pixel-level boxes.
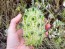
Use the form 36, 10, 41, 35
22, 7, 45, 46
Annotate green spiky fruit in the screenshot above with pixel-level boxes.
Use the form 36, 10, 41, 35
22, 7, 45, 46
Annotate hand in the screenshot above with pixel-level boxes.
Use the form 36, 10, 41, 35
6, 14, 34, 49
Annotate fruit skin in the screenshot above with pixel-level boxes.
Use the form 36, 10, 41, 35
45, 23, 51, 31
45, 31, 49, 37
22, 7, 45, 46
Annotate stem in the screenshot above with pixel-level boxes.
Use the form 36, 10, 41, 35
32, 0, 34, 6
41, 0, 44, 5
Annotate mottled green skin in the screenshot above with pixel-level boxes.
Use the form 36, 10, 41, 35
22, 7, 45, 46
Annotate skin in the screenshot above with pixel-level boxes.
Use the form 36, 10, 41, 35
6, 14, 34, 49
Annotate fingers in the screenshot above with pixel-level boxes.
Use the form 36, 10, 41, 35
16, 29, 25, 44
16, 29, 23, 40
29, 46, 34, 49
9, 13, 22, 31
17, 29, 23, 36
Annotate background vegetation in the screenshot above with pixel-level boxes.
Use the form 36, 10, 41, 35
0, 0, 65, 49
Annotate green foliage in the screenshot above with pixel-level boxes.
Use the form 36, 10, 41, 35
62, 9, 65, 17
48, 19, 65, 48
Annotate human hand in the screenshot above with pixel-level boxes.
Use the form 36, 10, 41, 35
6, 14, 34, 49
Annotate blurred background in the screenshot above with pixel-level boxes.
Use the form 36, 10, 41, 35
0, 0, 65, 49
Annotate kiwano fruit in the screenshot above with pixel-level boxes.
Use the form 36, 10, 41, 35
22, 7, 45, 46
